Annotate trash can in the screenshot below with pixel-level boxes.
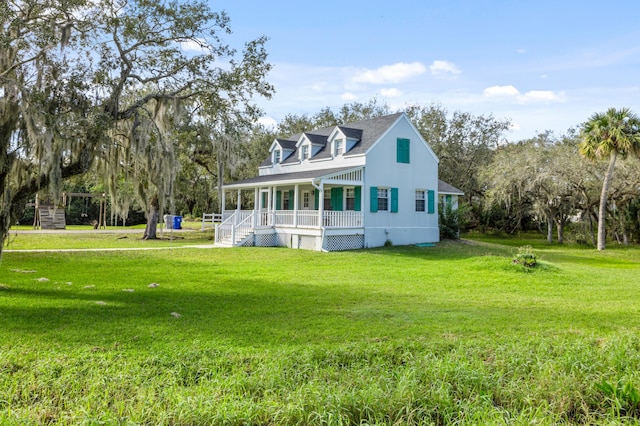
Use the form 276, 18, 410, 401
173, 215, 182, 230
164, 214, 174, 229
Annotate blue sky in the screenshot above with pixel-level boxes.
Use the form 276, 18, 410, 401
210, 0, 640, 141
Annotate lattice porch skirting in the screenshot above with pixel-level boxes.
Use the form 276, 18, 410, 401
324, 234, 364, 251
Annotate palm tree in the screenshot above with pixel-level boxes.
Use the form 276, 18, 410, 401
579, 107, 640, 250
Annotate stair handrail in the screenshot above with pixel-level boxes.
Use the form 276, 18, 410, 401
233, 211, 255, 245
215, 211, 237, 243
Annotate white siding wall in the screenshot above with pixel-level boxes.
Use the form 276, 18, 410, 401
363, 116, 440, 247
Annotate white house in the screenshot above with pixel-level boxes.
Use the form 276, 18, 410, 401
216, 112, 463, 251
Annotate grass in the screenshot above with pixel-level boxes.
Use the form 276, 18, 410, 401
1, 232, 640, 424
5, 222, 214, 250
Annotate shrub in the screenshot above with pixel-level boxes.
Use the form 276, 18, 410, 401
512, 245, 537, 268
439, 201, 471, 240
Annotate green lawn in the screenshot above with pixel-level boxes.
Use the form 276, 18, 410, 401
1, 233, 640, 424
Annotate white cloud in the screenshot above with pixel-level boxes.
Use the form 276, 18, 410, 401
429, 60, 461, 76
517, 49, 526, 54
483, 85, 520, 97
483, 85, 563, 104
351, 62, 426, 85
257, 116, 277, 130
380, 88, 402, 97
178, 38, 209, 53
341, 92, 358, 101
522, 90, 561, 102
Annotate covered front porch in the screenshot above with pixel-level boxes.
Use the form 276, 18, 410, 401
216, 167, 365, 251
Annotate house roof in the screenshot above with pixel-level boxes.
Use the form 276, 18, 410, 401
438, 180, 464, 195
277, 139, 297, 150
224, 166, 362, 189
259, 112, 404, 167
337, 126, 363, 140
303, 133, 329, 146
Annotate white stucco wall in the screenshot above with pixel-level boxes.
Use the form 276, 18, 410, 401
362, 116, 440, 248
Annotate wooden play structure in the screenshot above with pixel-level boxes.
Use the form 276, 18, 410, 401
32, 192, 107, 230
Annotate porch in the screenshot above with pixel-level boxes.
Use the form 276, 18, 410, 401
215, 166, 366, 250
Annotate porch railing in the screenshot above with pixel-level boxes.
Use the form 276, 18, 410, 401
323, 210, 363, 228
255, 210, 362, 228
219, 210, 363, 245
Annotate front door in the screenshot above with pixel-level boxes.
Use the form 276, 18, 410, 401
301, 190, 311, 210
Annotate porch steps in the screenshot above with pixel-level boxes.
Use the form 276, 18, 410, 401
215, 228, 254, 247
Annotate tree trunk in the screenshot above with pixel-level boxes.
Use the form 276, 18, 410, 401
555, 218, 565, 244
143, 194, 160, 240
546, 216, 553, 244
597, 151, 618, 250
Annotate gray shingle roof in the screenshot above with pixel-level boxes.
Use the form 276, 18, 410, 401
338, 126, 364, 140
438, 180, 464, 195
278, 139, 297, 150
224, 166, 362, 188
262, 112, 404, 164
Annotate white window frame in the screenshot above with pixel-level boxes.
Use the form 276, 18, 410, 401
345, 187, 355, 211
334, 139, 343, 157
416, 189, 426, 212
324, 189, 331, 211
377, 188, 389, 211
301, 145, 309, 160
302, 190, 310, 209
273, 149, 281, 164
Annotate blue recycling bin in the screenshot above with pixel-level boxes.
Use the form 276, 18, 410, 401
173, 215, 182, 230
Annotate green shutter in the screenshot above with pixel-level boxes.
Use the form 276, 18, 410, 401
314, 189, 319, 209
390, 187, 399, 213
261, 192, 266, 209
288, 190, 294, 210
331, 187, 343, 211
354, 186, 361, 212
446, 194, 452, 207
370, 186, 378, 212
397, 138, 410, 163
276, 191, 281, 210
427, 190, 435, 214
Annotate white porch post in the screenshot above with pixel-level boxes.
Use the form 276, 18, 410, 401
254, 188, 259, 211
236, 190, 241, 211
267, 186, 273, 226
253, 187, 259, 228
272, 186, 278, 226
318, 182, 324, 228
293, 184, 299, 227
221, 189, 226, 215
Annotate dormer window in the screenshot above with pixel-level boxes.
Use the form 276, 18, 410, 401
334, 139, 343, 157
301, 145, 309, 160
274, 149, 281, 164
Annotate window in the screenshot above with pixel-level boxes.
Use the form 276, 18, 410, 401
334, 139, 343, 156
302, 191, 310, 209
301, 145, 309, 160
377, 188, 388, 211
283, 191, 290, 210
345, 187, 355, 211
416, 190, 425, 212
397, 138, 410, 163
274, 149, 281, 164
324, 189, 331, 210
